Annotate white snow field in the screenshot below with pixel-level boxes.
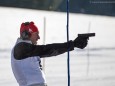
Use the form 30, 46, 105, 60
0, 7, 115, 86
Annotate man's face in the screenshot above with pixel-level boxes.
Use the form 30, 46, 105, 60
30, 32, 40, 45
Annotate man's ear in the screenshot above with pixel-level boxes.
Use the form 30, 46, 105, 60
21, 30, 31, 40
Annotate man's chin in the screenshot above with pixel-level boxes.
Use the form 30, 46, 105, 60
32, 41, 37, 45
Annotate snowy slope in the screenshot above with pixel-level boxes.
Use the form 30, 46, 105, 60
0, 7, 115, 86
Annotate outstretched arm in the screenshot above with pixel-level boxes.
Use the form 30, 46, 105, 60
14, 41, 74, 60
14, 35, 89, 60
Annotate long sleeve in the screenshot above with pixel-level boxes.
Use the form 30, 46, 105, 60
14, 41, 74, 60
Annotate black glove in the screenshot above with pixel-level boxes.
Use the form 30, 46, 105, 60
73, 36, 88, 49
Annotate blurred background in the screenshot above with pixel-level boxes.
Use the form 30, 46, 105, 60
0, 0, 115, 16
0, 0, 115, 86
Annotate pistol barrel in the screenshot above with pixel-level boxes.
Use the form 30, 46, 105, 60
78, 33, 95, 37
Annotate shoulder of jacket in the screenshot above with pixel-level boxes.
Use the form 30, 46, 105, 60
14, 42, 33, 60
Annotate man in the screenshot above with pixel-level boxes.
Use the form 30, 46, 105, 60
11, 21, 88, 86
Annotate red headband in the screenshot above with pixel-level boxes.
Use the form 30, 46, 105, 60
20, 21, 39, 35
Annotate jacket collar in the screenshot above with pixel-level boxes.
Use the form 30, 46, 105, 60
16, 38, 32, 44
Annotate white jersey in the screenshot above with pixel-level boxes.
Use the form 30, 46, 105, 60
11, 38, 46, 86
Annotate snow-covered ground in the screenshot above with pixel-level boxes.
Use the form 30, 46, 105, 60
0, 7, 115, 86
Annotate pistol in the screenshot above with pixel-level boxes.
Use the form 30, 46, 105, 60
78, 33, 95, 38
